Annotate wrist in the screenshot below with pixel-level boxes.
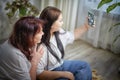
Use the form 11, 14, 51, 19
31, 59, 39, 66
84, 24, 88, 31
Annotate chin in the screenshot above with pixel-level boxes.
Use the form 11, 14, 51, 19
38, 40, 41, 43
35, 41, 40, 44
37, 41, 41, 44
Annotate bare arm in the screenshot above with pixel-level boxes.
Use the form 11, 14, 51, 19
37, 70, 74, 80
30, 45, 44, 80
74, 23, 89, 40
30, 62, 38, 80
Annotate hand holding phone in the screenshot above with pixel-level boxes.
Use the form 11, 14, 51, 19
88, 11, 95, 27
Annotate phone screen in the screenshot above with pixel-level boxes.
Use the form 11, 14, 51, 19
88, 12, 95, 27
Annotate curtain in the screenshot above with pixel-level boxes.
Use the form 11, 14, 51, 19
33, 0, 120, 54
76, 0, 120, 54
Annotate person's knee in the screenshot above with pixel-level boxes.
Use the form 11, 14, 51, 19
79, 61, 91, 69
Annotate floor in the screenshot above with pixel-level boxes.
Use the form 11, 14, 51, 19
64, 39, 120, 80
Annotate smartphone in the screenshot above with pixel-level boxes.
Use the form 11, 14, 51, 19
88, 11, 95, 27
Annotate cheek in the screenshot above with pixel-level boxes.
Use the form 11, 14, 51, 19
37, 34, 42, 40
51, 22, 62, 32
35, 36, 40, 40
58, 21, 63, 28
55, 22, 62, 29
59, 23, 62, 27
34, 34, 42, 43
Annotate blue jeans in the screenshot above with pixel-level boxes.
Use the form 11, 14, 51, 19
52, 60, 92, 80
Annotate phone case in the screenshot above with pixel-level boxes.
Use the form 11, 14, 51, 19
88, 11, 95, 27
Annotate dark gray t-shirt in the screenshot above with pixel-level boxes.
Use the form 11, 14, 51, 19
0, 40, 31, 80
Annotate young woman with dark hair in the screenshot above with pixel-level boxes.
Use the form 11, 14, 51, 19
37, 6, 92, 80
0, 16, 44, 80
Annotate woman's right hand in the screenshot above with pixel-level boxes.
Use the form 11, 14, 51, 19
31, 45, 44, 66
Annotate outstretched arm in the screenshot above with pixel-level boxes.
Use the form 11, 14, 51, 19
37, 70, 74, 80
74, 18, 90, 40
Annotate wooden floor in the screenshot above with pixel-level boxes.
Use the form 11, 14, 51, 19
64, 39, 120, 80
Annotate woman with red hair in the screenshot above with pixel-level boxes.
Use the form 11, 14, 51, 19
0, 16, 44, 80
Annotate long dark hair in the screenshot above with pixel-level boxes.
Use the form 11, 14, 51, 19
39, 6, 64, 62
9, 16, 44, 60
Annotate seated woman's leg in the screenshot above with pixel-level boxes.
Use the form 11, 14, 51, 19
53, 60, 92, 80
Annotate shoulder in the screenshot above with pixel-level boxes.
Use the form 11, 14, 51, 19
0, 40, 25, 57
59, 28, 74, 38
0, 40, 31, 79
0, 40, 28, 63
58, 28, 67, 37
59, 28, 66, 33
58, 28, 75, 46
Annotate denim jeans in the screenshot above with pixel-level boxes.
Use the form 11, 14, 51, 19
52, 60, 92, 80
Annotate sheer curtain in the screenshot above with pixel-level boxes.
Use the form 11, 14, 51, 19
76, 0, 120, 54
29, 0, 120, 54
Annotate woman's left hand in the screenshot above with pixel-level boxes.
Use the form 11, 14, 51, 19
31, 45, 44, 65
84, 17, 95, 31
